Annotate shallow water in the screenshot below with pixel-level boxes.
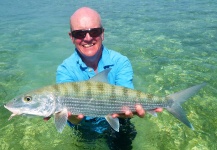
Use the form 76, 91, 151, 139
0, 0, 217, 149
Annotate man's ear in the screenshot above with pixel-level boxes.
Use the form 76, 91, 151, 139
101, 31, 104, 41
68, 32, 75, 43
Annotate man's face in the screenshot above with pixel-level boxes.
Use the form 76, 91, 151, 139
69, 15, 104, 59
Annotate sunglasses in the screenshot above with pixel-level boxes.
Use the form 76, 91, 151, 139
71, 27, 104, 39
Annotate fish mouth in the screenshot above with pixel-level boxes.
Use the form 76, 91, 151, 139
4, 105, 22, 120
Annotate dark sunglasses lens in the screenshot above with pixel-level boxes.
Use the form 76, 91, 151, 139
89, 28, 103, 37
72, 30, 86, 39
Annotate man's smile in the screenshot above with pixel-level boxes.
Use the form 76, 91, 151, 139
83, 43, 94, 48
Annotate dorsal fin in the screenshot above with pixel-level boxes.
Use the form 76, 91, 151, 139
89, 68, 111, 83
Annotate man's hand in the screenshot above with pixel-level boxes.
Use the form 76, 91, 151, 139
67, 112, 84, 124
112, 104, 163, 118
44, 116, 51, 121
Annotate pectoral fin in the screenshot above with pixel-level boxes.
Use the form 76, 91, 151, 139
105, 115, 120, 132
54, 108, 68, 133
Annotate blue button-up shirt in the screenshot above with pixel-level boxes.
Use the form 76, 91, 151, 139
56, 45, 134, 133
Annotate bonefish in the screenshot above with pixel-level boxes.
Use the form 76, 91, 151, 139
4, 69, 206, 132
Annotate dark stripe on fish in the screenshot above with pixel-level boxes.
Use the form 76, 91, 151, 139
96, 82, 104, 92
109, 85, 117, 101
85, 81, 92, 99
72, 83, 80, 95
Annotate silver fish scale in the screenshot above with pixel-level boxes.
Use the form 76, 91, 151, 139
60, 97, 136, 117
55, 81, 169, 117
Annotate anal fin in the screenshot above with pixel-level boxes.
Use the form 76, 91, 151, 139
105, 115, 120, 132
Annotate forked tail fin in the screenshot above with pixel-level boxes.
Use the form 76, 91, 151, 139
166, 83, 206, 129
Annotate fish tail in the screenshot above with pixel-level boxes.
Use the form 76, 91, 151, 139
165, 83, 206, 129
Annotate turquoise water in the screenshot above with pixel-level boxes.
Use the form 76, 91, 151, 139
0, 0, 217, 149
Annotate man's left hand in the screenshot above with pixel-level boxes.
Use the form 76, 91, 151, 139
112, 104, 163, 118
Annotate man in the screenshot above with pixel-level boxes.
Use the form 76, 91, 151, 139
56, 7, 161, 149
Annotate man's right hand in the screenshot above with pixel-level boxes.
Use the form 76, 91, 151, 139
67, 112, 84, 124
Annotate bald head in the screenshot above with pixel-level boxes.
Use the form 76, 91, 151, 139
70, 7, 102, 31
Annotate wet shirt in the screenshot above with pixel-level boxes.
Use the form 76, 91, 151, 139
56, 45, 134, 133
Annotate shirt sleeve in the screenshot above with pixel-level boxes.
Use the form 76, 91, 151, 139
114, 56, 134, 89
56, 63, 76, 83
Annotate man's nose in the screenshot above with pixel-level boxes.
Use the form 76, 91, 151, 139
84, 33, 92, 40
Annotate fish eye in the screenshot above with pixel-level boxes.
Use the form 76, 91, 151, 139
24, 96, 32, 102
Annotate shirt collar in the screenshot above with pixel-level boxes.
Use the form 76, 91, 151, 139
74, 49, 88, 69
